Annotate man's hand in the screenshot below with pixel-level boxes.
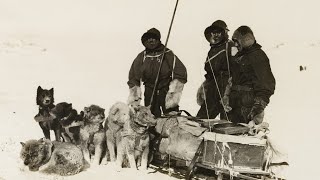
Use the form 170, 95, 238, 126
128, 86, 142, 106
248, 105, 264, 120
220, 96, 232, 112
247, 97, 267, 123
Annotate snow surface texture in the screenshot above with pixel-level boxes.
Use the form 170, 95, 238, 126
1, 0, 319, 179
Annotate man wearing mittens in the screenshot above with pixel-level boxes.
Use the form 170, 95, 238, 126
127, 28, 187, 118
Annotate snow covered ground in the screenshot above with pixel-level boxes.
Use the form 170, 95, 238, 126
1, 0, 319, 179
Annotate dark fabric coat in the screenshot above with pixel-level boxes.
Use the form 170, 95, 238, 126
128, 44, 187, 90
128, 44, 187, 117
197, 40, 234, 119
228, 43, 275, 123
231, 43, 275, 104
204, 40, 234, 92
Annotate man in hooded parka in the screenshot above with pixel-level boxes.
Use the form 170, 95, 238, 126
226, 26, 276, 124
127, 28, 187, 118
196, 20, 234, 120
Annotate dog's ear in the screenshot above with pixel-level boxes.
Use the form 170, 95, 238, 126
79, 111, 84, 117
37, 86, 43, 93
36, 86, 42, 105
20, 142, 26, 147
84, 107, 90, 113
110, 107, 119, 116
38, 138, 47, 144
129, 104, 140, 112
49, 88, 54, 103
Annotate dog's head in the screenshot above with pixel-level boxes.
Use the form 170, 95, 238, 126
20, 138, 53, 172
133, 106, 156, 128
36, 86, 54, 107
84, 105, 105, 124
50, 102, 73, 119
50, 102, 83, 127
108, 102, 132, 126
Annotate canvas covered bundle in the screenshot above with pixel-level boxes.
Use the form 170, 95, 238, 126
155, 116, 208, 161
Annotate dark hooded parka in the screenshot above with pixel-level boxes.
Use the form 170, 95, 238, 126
128, 28, 187, 117
197, 20, 234, 119
228, 26, 275, 124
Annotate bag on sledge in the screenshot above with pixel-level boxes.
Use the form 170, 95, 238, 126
152, 110, 208, 162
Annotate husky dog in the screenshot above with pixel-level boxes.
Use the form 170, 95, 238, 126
79, 105, 106, 165
20, 138, 86, 176
116, 106, 156, 170
34, 86, 62, 141
104, 102, 132, 163
50, 102, 84, 144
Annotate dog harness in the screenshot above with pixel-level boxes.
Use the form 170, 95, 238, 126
121, 118, 150, 152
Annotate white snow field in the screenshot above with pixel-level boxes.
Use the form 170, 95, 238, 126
1, 0, 319, 179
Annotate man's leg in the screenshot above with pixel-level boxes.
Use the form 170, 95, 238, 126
144, 86, 161, 118
196, 83, 220, 119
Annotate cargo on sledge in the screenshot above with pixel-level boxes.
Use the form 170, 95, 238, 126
151, 115, 274, 180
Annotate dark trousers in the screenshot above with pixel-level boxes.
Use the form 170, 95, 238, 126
228, 90, 254, 124
144, 86, 179, 118
196, 79, 227, 120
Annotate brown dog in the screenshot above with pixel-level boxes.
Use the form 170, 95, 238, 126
116, 106, 156, 170
79, 105, 106, 165
104, 102, 132, 163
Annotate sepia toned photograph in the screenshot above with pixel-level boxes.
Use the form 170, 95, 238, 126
0, 0, 318, 179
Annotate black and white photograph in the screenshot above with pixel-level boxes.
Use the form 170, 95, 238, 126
0, 0, 318, 179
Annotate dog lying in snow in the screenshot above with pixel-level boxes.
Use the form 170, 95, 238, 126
20, 138, 86, 176
116, 105, 156, 170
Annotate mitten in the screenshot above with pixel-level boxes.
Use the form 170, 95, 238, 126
220, 77, 232, 112
196, 80, 210, 106
165, 79, 184, 109
127, 86, 141, 107
248, 97, 267, 124
220, 95, 232, 112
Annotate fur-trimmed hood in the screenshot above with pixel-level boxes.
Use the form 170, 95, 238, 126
141, 28, 161, 44
232, 26, 256, 50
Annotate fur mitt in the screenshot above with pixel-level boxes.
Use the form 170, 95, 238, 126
165, 79, 185, 109
220, 77, 233, 112
127, 86, 141, 107
196, 80, 210, 106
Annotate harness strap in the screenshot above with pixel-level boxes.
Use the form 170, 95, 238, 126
205, 49, 226, 64
142, 50, 172, 63
171, 54, 176, 80
226, 40, 231, 79
207, 56, 231, 122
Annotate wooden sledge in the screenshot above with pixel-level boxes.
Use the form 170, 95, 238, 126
186, 130, 270, 180
151, 118, 271, 180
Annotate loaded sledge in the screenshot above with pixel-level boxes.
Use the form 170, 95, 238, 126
149, 111, 281, 180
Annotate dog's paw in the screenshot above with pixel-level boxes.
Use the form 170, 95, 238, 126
102, 159, 108, 165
